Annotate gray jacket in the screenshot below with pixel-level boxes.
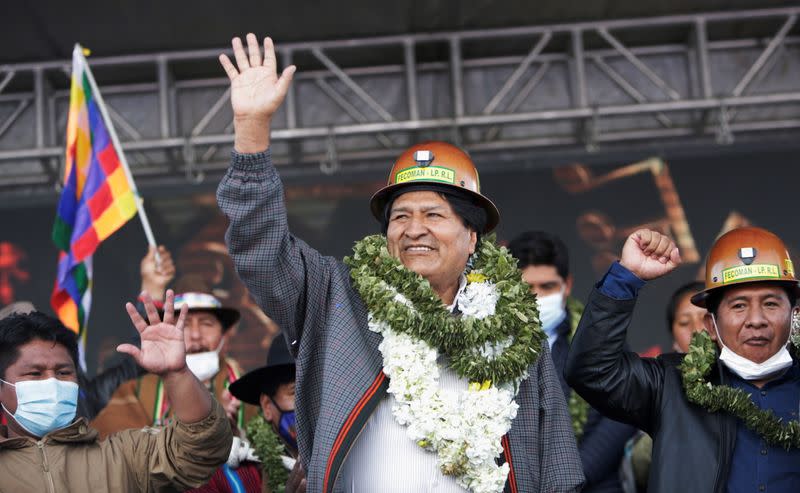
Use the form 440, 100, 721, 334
217, 150, 584, 493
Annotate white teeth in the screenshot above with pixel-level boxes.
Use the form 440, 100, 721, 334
408, 246, 433, 252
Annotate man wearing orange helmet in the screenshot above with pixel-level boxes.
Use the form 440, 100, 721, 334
216, 34, 583, 493
566, 227, 800, 493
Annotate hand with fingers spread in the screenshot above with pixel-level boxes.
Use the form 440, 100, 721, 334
119, 290, 188, 376
619, 229, 682, 281
120, 290, 214, 423
219, 33, 296, 153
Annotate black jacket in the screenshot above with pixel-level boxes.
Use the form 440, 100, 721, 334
551, 317, 636, 493
565, 289, 737, 493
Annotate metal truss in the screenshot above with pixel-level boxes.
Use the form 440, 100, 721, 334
0, 6, 799, 197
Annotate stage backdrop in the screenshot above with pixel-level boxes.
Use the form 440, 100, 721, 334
1, 145, 796, 375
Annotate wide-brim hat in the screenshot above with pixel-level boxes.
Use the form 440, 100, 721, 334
0, 301, 36, 320
229, 335, 295, 406
172, 292, 240, 331
369, 141, 500, 233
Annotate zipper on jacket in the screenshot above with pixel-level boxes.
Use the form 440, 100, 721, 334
37, 440, 56, 493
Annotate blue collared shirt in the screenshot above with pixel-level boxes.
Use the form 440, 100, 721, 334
597, 261, 800, 492
726, 364, 800, 493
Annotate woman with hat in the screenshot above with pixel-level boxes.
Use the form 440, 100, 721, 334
566, 227, 800, 493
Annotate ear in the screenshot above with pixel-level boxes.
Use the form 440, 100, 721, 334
468, 230, 478, 255
703, 312, 718, 342
0, 380, 16, 415
564, 274, 574, 297
259, 393, 274, 420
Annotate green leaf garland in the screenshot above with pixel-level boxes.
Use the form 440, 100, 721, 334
565, 297, 591, 440
246, 415, 290, 493
344, 234, 545, 385
569, 390, 589, 441
680, 331, 800, 450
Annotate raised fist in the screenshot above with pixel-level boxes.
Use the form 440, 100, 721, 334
140, 245, 175, 300
619, 229, 682, 281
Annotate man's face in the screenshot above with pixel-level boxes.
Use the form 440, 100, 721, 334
703, 283, 793, 364
0, 339, 77, 436
183, 311, 225, 354
386, 191, 477, 293
672, 291, 708, 353
259, 381, 296, 429
520, 264, 572, 302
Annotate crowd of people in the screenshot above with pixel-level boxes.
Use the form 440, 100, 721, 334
0, 33, 797, 492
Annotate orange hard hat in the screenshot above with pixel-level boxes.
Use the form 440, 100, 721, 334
691, 227, 800, 307
369, 142, 500, 233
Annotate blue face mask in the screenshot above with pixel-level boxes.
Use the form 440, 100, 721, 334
278, 410, 297, 449
270, 396, 297, 452
1, 377, 79, 437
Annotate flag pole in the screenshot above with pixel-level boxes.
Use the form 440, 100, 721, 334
74, 44, 160, 261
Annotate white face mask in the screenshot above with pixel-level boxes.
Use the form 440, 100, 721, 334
712, 314, 794, 381
1, 378, 78, 437
537, 287, 567, 338
185, 340, 223, 382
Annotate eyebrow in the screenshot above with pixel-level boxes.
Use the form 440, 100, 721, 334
391, 204, 447, 214
727, 293, 783, 303
19, 361, 75, 370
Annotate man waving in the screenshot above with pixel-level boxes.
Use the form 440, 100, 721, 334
217, 34, 582, 493
0, 290, 232, 491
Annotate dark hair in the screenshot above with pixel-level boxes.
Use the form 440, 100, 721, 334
706, 283, 798, 316
380, 186, 487, 240
0, 312, 79, 379
261, 365, 296, 399
507, 231, 570, 279
666, 281, 705, 333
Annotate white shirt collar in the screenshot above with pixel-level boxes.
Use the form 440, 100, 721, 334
445, 274, 468, 313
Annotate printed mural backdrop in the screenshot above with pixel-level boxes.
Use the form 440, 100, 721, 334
1, 145, 796, 375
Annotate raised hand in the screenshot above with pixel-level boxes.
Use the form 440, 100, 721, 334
140, 245, 175, 300
619, 229, 682, 281
219, 33, 296, 153
119, 290, 189, 376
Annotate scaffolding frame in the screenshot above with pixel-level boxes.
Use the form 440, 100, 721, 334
0, 6, 798, 196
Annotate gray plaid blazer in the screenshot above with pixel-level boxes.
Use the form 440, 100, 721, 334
217, 150, 584, 493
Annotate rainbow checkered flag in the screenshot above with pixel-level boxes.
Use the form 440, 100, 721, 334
51, 45, 139, 367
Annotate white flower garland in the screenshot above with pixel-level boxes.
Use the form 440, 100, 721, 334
369, 279, 522, 493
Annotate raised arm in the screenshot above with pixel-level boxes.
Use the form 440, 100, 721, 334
216, 35, 330, 348
565, 229, 682, 432
115, 290, 232, 491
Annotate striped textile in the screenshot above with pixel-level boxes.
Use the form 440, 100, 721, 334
51, 45, 137, 350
